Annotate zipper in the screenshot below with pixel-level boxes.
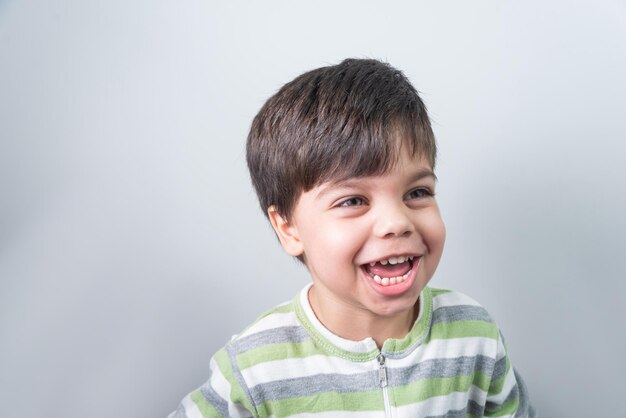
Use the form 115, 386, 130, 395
377, 353, 392, 418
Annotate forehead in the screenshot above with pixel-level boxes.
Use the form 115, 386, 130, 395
325, 144, 434, 183
313, 154, 436, 197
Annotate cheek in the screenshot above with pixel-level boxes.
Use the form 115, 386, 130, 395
302, 222, 363, 265
422, 212, 446, 253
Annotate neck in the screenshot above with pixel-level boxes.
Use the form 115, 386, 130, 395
308, 286, 419, 349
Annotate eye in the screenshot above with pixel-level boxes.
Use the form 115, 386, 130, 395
338, 197, 365, 207
405, 187, 433, 200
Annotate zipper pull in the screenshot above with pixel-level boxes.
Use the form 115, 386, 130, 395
377, 353, 388, 388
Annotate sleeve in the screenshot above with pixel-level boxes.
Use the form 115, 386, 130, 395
484, 330, 536, 418
168, 347, 257, 418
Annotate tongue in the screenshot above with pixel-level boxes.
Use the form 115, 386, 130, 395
366, 261, 411, 278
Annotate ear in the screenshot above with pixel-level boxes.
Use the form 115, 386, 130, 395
267, 206, 304, 257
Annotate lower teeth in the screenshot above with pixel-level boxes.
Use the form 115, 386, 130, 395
373, 271, 410, 286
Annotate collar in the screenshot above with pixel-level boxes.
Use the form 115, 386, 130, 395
293, 283, 433, 361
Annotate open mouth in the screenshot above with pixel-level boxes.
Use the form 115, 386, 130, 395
362, 255, 416, 287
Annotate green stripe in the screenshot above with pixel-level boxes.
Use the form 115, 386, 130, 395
430, 287, 452, 297
214, 349, 255, 413
267, 303, 295, 315
258, 390, 384, 416
237, 338, 329, 370
393, 372, 491, 406
485, 396, 520, 417
429, 320, 499, 341
384, 287, 433, 353
191, 389, 222, 417
293, 293, 379, 362
235, 303, 296, 339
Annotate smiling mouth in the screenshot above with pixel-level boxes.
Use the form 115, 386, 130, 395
362, 256, 417, 287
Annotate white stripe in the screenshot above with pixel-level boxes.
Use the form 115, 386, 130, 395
391, 336, 496, 368
395, 390, 467, 416
283, 410, 383, 418
236, 311, 300, 339
431, 290, 483, 309
180, 393, 204, 418
241, 354, 376, 384
240, 328, 497, 385
241, 337, 497, 388
394, 384, 486, 417
229, 402, 255, 418
207, 357, 231, 405
495, 332, 507, 362
467, 382, 488, 405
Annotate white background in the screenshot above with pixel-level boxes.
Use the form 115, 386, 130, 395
1, 1, 625, 417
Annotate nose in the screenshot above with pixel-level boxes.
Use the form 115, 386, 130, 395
373, 203, 415, 238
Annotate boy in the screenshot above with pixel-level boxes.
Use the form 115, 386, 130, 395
170, 58, 534, 417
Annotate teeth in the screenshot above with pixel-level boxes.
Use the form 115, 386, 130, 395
370, 255, 415, 287
372, 271, 412, 287
375, 255, 412, 266
373, 275, 408, 287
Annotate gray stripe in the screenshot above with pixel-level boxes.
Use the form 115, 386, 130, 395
249, 370, 379, 403
468, 399, 486, 416
431, 305, 493, 325
249, 355, 496, 404
232, 326, 310, 354
499, 330, 508, 346
199, 377, 230, 417
514, 368, 536, 418
492, 355, 507, 381
226, 342, 258, 412
391, 355, 496, 385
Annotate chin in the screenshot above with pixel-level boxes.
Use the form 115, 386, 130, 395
371, 293, 420, 318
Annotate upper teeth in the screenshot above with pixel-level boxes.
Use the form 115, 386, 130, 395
369, 255, 414, 267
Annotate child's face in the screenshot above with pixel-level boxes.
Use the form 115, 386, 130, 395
270, 148, 445, 322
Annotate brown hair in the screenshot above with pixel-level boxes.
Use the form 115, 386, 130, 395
246, 58, 436, 222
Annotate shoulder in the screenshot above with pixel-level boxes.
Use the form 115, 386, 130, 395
225, 299, 311, 361
194, 300, 313, 415
429, 287, 487, 308
427, 287, 500, 341
429, 287, 495, 320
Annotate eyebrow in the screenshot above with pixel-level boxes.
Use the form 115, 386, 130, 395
315, 168, 438, 199
410, 168, 438, 183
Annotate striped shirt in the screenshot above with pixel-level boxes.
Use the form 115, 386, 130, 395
170, 285, 535, 418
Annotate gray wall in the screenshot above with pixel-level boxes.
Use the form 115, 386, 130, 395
1, 1, 625, 417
